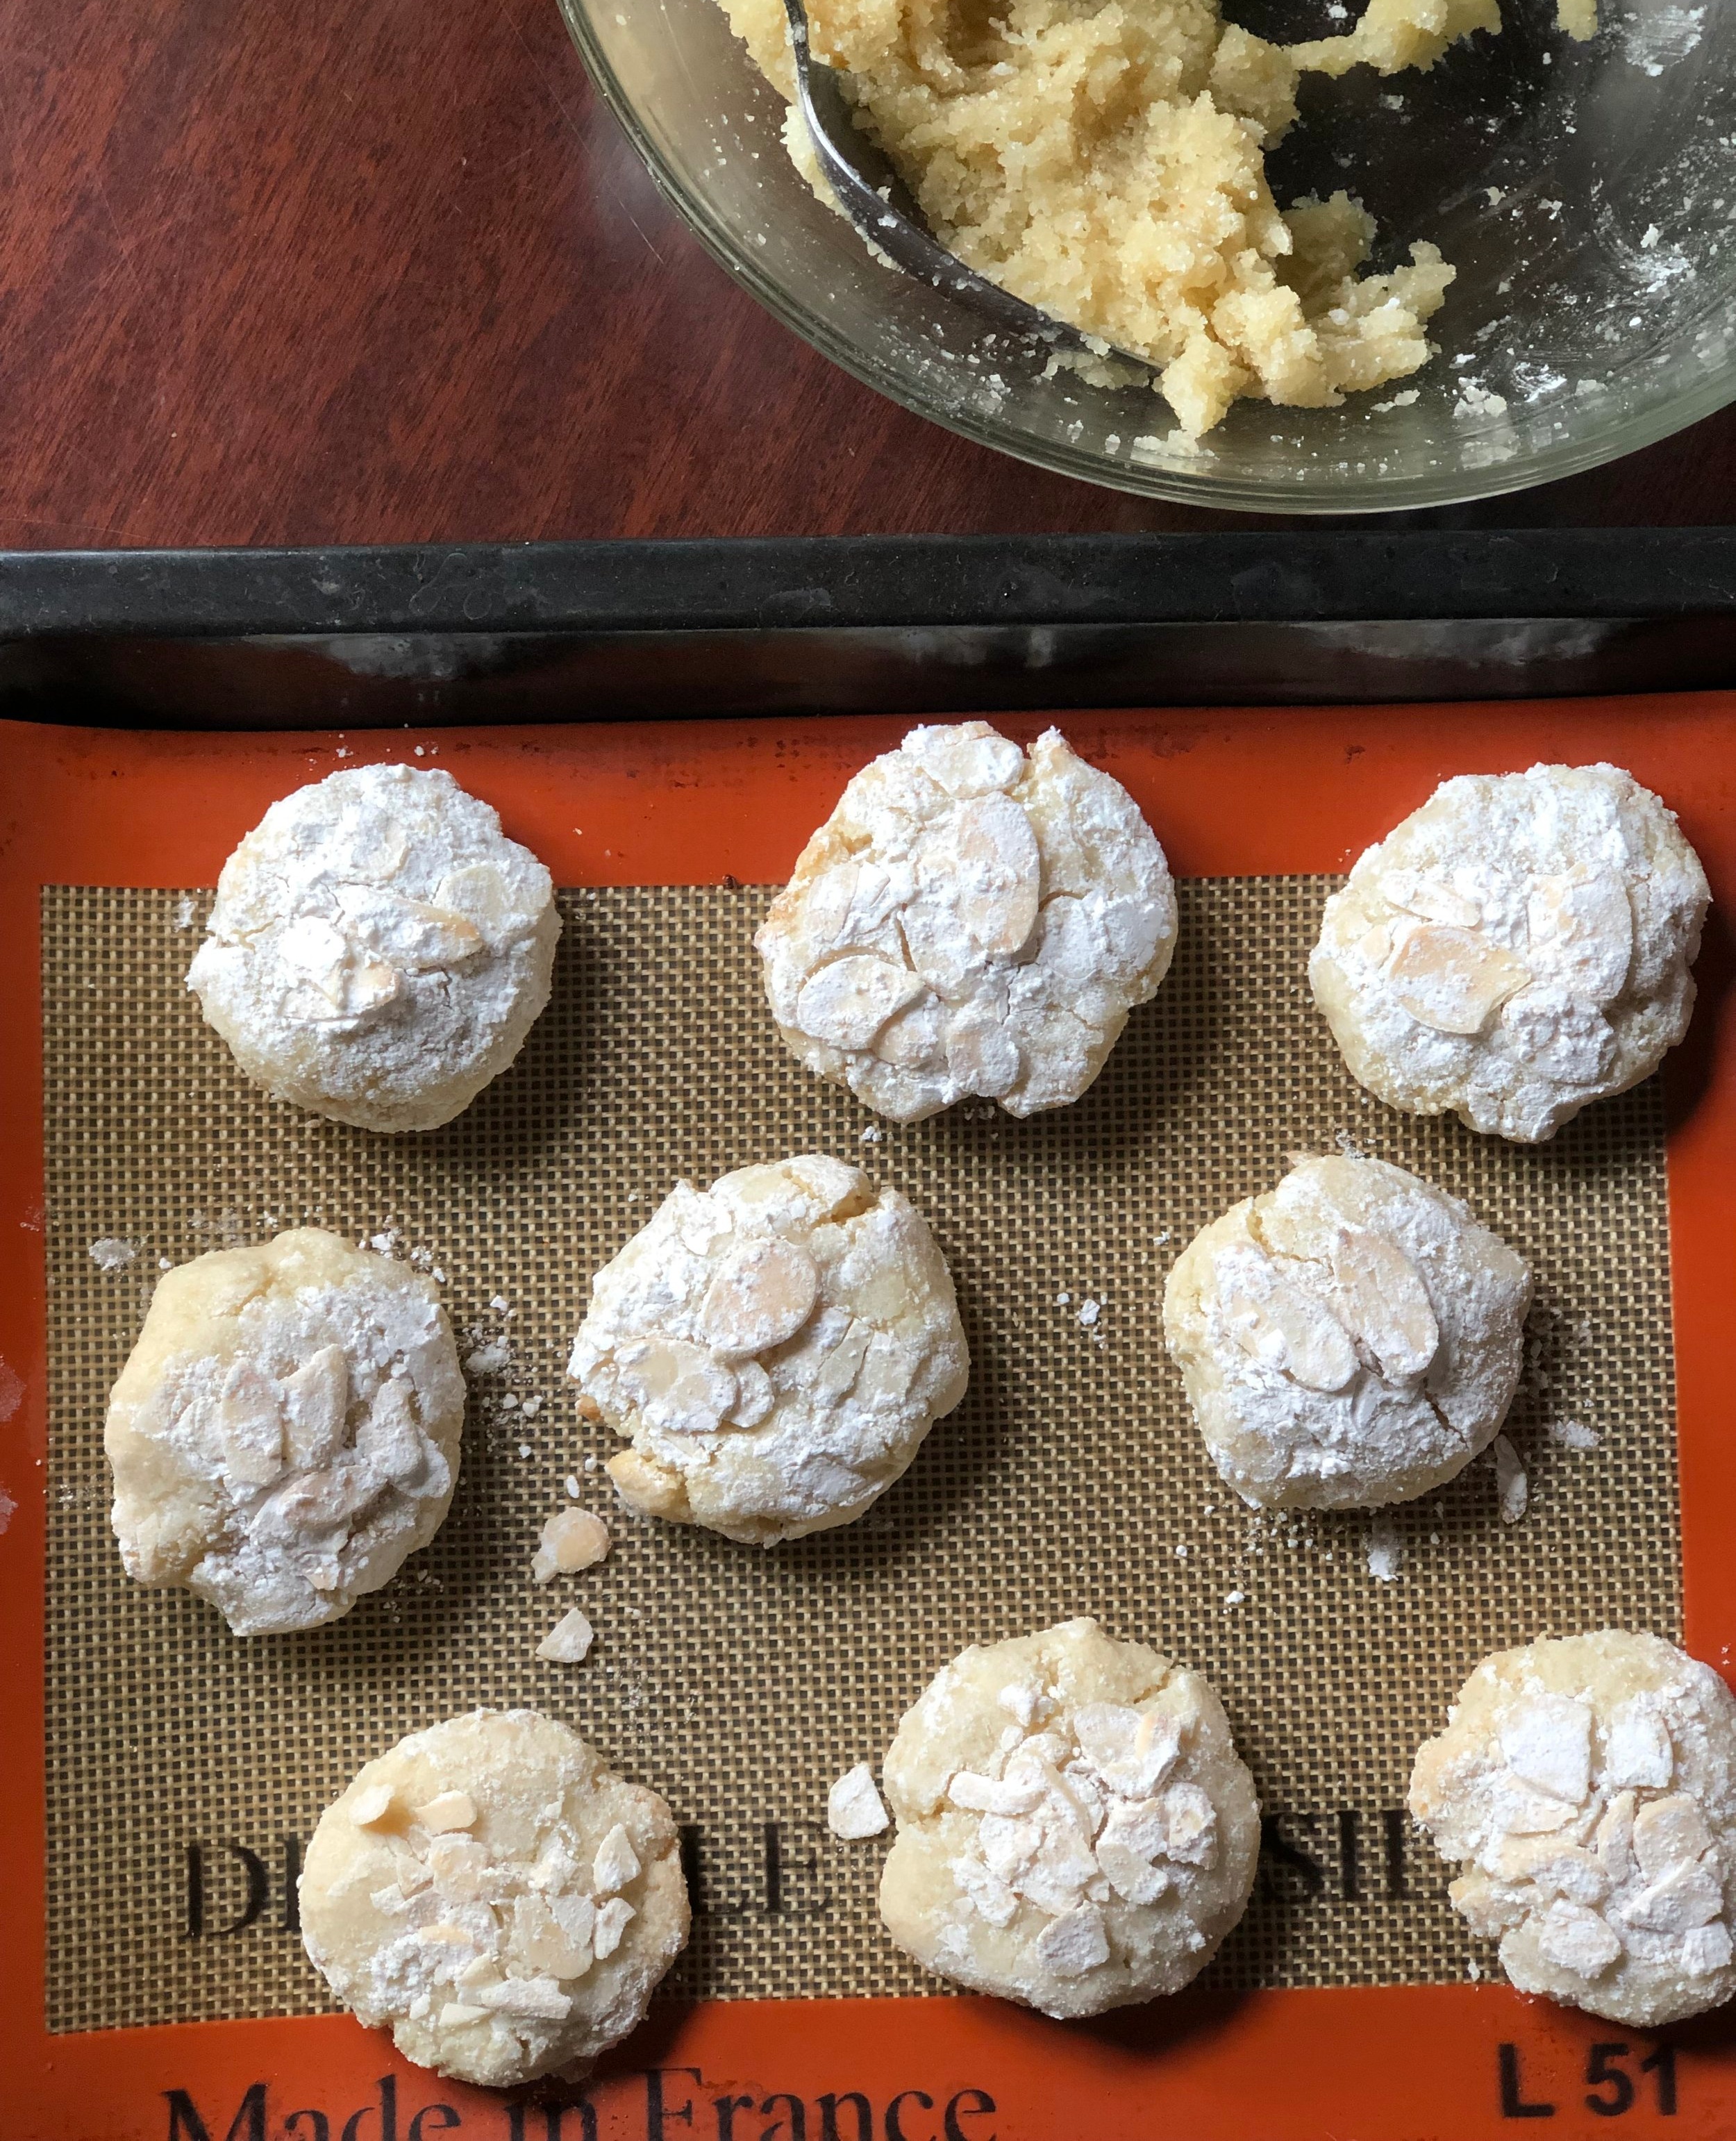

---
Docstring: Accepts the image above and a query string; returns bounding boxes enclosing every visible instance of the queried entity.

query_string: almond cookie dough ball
[756,723,1177,1123]
[188,764,560,1132]
[300,1709,690,2088]
[1410,1632,1736,2027]
[106,1229,463,1635]
[569,1155,968,1545]
[1311,765,1709,1144]
[1163,1153,1531,1511]
[878,1619,1259,2018]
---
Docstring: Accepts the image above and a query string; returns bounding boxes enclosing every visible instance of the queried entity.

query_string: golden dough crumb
[721,0,1596,435]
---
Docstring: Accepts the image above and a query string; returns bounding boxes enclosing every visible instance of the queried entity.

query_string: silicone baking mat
[6,705,1736,2141]
[40,878,1677,2034]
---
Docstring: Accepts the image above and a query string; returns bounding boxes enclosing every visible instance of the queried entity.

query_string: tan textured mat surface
[42,880,1680,2033]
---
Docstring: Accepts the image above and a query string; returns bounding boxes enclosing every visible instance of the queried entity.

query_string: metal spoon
[779,0,1151,367]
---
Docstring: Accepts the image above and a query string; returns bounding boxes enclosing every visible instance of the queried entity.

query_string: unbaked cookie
[1162,1153,1531,1510]
[756,723,1176,1122]
[188,764,560,1132]
[569,1156,968,1545]
[1410,1631,1736,2027]
[878,1619,1259,2017]
[106,1229,464,1635]
[300,1709,689,2088]
[1311,765,1709,1143]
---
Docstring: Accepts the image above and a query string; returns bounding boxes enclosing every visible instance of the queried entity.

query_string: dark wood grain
[3,0,1733,547]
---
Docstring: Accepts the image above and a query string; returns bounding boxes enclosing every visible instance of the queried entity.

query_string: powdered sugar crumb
[1367,1513,1404,1583]
[89,1238,139,1273]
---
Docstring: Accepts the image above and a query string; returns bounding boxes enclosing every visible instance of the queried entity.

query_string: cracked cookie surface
[756,724,1176,1123]
[300,1709,689,2086]
[1163,1154,1531,1510]
[878,1619,1259,2017]
[1311,765,1708,1143]
[105,1229,464,1635]
[569,1156,969,1545]
[189,764,559,1133]
[1411,1632,1736,2027]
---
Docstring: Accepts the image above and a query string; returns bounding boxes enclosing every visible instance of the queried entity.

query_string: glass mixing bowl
[556,0,1736,510]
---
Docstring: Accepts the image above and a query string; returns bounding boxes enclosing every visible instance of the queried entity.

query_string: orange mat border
[5,701,1736,2141]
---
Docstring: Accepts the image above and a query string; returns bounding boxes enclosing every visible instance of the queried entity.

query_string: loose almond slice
[531,1507,612,1583]
[699,1238,819,1358]
[1330,1228,1439,1380]
[536,1608,595,1664]
[1387,922,1530,1036]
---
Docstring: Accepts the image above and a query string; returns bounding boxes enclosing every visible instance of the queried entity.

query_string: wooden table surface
[6,0,1734,551]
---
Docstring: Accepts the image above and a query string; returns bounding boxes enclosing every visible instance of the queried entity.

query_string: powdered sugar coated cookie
[1410,1631,1736,2027]
[1163,1154,1531,1510]
[569,1156,968,1544]
[106,1228,463,1635]
[300,1709,689,2087]
[878,1619,1259,2017]
[189,764,559,1132]
[1311,765,1708,1142]
[756,724,1177,1122]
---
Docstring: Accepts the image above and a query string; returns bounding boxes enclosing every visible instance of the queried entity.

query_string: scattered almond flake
[1153,1231,1171,1247]
[350,1782,397,1827]
[519,1395,542,1418]
[1224,1590,1246,1608]
[583,1455,600,1473]
[1077,1299,1101,1328]
[1367,1513,1403,1583]
[859,1125,885,1143]
[490,1294,511,1314]
[172,894,198,929]
[828,1763,890,1839]
[463,1338,510,1376]
[88,1237,138,1273]
[369,1230,401,1257]
[565,1474,582,1498]
[517,1442,532,1459]
[531,1507,611,1583]
[1176,1542,1189,1559]
[415,1790,477,1833]
[1055,1291,1071,1307]
[537,1608,595,1663]
[1467,1957,1482,1980]
[1548,1417,1600,1451]
[1494,1434,1528,1523]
